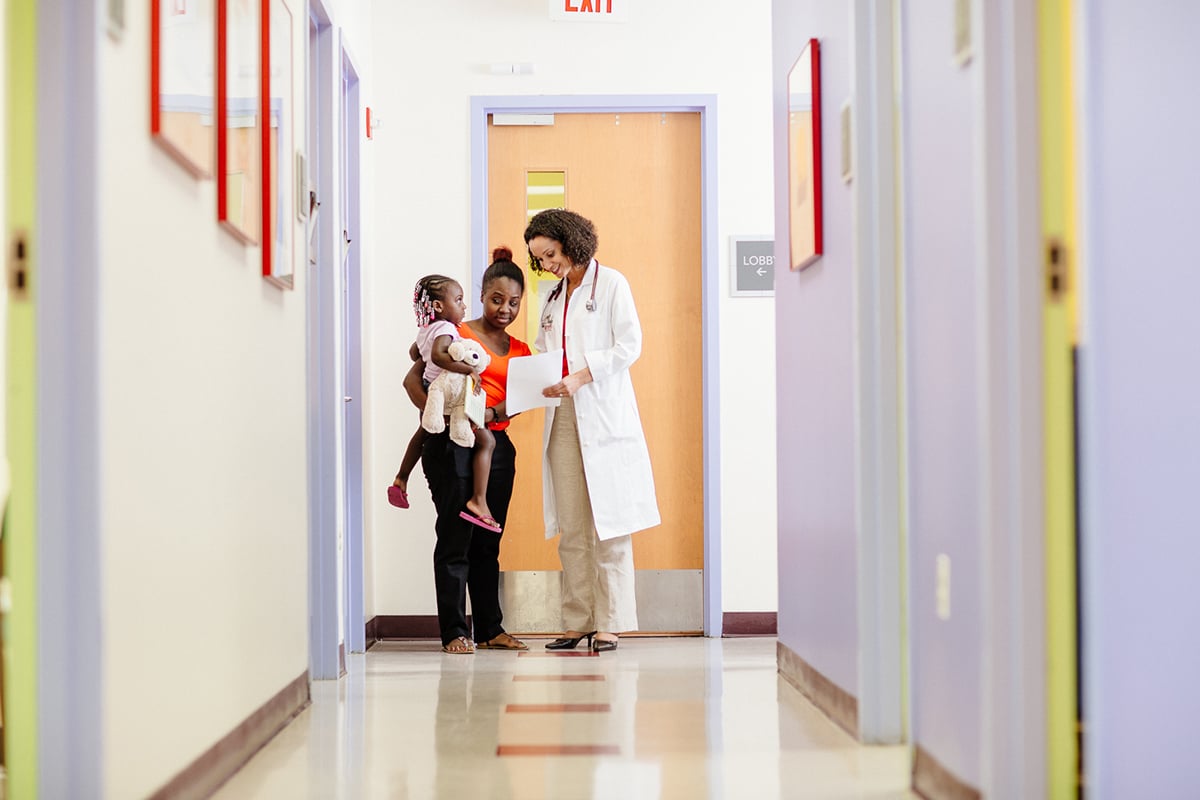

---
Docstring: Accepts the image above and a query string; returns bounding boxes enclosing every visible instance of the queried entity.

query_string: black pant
[421,428,516,645]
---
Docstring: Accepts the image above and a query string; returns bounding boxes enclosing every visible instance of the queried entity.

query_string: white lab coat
[535,261,661,541]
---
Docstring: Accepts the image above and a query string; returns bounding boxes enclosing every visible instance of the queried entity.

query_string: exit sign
[550,0,628,23]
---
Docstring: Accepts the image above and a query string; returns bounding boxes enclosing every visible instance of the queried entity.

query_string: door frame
[470,94,723,636]
[36,0,103,792]
[339,38,365,657]
[306,0,340,680]
[974,0,1047,794]
[850,0,904,744]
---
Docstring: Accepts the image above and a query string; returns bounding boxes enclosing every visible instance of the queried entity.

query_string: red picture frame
[787,37,823,271]
[150,0,216,177]
[263,0,295,288]
[216,0,264,244]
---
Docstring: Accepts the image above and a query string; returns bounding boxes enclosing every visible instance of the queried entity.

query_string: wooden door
[488,112,703,580]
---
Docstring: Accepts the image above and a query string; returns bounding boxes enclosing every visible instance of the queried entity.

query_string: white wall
[773,0,1024,774]
[94,0,370,794]
[898,0,986,786]
[771,0,858,692]
[366,1,778,620]
[1078,2,1200,794]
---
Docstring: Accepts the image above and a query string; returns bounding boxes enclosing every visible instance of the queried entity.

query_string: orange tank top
[459,323,532,431]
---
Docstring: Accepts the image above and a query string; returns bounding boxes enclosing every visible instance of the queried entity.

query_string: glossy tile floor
[212,637,915,799]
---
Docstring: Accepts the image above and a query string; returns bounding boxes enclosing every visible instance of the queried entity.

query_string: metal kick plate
[498,569,704,634]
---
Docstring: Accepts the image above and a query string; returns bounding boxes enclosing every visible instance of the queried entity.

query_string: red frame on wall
[262,0,296,289]
[150,0,216,177]
[216,0,265,244]
[259,0,274,280]
[786,37,823,271]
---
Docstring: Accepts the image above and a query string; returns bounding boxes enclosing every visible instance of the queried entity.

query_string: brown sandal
[442,636,475,654]
[477,632,529,651]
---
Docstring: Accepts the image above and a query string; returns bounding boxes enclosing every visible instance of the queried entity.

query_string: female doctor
[525,208,660,653]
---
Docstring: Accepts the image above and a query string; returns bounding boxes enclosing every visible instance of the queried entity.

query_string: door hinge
[1046,237,1068,302]
[8,231,30,301]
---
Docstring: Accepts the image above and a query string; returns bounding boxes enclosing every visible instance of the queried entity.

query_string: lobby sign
[549,0,628,23]
[730,236,775,297]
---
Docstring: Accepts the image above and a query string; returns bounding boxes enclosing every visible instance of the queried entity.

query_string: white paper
[465,378,486,427]
[505,350,565,415]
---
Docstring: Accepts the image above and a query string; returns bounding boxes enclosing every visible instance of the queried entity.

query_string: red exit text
[563,0,614,13]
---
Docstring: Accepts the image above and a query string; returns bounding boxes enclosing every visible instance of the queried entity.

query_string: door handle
[344,396,353,402]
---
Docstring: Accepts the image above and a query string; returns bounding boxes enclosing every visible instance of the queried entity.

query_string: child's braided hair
[413,274,456,327]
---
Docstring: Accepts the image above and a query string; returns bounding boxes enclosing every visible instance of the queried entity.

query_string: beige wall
[96,0,372,795]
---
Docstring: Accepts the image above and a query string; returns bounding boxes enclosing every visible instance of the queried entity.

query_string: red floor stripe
[497,744,620,756]
[512,675,605,682]
[504,703,611,713]
[518,651,598,658]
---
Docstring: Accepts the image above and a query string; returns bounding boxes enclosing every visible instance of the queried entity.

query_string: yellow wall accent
[1037,0,1080,796]
[5,0,39,797]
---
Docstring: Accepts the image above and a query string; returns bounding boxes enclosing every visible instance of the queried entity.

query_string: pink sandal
[459,510,502,533]
[387,485,409,509]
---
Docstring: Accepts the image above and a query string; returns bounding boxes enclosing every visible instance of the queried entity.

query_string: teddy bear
[422,338,491,448]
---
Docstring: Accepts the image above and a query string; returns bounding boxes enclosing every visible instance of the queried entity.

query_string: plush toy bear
[422,338,491,448]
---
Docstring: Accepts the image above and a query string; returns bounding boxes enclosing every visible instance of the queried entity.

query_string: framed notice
[263,0,296,288]
[217,0,262,244]
[150,0,215,177]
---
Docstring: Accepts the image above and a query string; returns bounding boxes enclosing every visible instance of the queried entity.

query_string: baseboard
[912,744,981,800]
[722,612,777,637]
[367,614,452,641]
[364,614,711,643]
[149,670,309,800]
[776,640,858,739]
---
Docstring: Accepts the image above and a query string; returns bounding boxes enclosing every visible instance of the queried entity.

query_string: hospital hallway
[10,0,1200,796]
[210,637,914,799]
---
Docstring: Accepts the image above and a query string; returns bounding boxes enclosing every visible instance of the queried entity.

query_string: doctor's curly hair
[523,209,598,273]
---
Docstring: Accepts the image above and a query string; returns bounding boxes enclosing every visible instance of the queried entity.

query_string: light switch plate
[936,554,952,620]
[296,152,308,221]
[840,101,853,184]
[107,0,126,41]
[954,0,973,66]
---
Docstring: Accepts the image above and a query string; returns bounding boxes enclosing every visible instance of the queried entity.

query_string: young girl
[389,274,501,533]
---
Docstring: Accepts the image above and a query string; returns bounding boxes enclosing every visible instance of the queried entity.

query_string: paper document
[464,378,486,427]
[505,350,565,415]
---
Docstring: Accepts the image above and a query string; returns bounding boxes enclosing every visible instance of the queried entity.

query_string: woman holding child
[401,247,531,654]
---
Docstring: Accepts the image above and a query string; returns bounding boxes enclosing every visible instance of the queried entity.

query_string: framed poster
[263,0,295,288]
[787,37,823,271]
[217,0,262,243]
[150,0,215,177]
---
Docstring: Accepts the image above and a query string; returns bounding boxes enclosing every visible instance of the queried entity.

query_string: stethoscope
[542,261,599,330]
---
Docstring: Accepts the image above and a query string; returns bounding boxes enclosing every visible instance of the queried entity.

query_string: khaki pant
[547,397,638,633]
